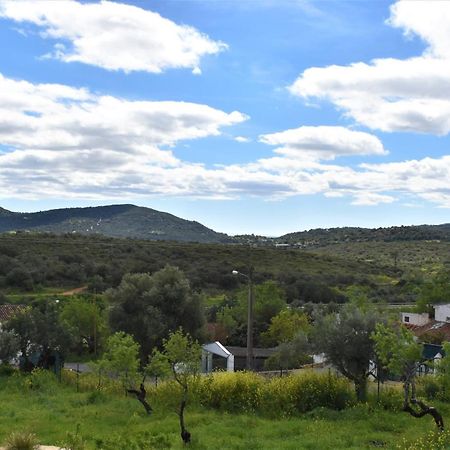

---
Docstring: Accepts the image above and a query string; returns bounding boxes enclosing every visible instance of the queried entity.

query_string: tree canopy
[107,265,204,358]
[312,305,383,401]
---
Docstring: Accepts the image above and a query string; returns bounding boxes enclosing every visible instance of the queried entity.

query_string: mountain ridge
[0,204,449,245]
[0,204,230,244]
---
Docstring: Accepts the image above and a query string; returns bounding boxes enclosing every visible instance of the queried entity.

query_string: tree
[416,270,450,314]
[217,281,286,346]
[60,297,108,356]
[0,330,20,364]
[373,323,444,430]
[264,332,311,371]
[5,301,73,370]
[108,266,204,359]
[261,308,310,346]
[312,305,383,402]
[100,332,140,388]
[152,329,201,444]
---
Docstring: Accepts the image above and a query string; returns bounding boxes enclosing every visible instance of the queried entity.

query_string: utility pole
[246,266,254,371]
[232,267,255,371]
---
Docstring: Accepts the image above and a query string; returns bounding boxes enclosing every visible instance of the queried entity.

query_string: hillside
[0,204,230,243]
[277,224,450,247]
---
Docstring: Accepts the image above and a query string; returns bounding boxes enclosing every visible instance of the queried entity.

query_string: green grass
[0,374,448,449]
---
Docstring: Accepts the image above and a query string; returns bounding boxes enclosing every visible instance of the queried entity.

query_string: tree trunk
[179,385,191,444]
[354,377,368,402]
[127,383,152,415]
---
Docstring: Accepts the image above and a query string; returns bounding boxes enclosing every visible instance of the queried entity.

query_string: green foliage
[0,330,20,363]
[99,332,140,388]
[60,296,108,355]
[25,368,58,392]
[145,350,171,381]
[264,332,311,370]
[372,322,422,377]
[416,269,450,312]
[155,329,202,380]
[0,232,409,308]
[261,308,310,346]
[199,371,264,413]
[217,281,286,346]
[4,431,38,450]
[108,266,204,358]
[312,305,384,401]
[5,301,73,368]
[264,372,353,416]
[396,429,450,450]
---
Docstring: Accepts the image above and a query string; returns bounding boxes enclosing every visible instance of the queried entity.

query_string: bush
[195,371,353,416]
[263,371,349,416]
[199,371,264,413]
[4,431,38,450]
[420,376,442,400]
[25,368,58,392]
[368,386,403,412]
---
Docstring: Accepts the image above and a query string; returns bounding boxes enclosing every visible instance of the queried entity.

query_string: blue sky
[0,0,449,235]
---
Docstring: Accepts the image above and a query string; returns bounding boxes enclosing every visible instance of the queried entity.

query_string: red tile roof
[405,320,450,342]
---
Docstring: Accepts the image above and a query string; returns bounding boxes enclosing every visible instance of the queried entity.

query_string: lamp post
[232,268,254,370]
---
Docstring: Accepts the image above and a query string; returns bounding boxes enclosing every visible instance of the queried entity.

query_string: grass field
[0,373,448,450]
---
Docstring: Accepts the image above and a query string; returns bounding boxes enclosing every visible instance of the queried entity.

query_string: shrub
[278,371,353,414]
[4,431,38,450]
[25,369,58,392]
[199,371,264,413]
[420,376,442,400]
[368,386,403,412]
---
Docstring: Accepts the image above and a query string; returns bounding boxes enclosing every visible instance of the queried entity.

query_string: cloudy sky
[0,0,449,235]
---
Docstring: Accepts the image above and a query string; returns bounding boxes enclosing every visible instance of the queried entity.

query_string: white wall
[434,304,450,323]
[401,312,429,326]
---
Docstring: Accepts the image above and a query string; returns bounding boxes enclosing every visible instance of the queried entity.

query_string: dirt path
[61,286,88,296]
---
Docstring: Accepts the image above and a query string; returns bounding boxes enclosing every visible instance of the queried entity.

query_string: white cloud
[0,73,449,209]
[351,192,395,206]
[259,126,387,160]
[289,1,450,134]
[0,0,227,74]
[234,136,251,143]
[0,73,249,199]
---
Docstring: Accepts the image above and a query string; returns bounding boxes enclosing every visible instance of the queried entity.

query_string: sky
[0,0,449,236]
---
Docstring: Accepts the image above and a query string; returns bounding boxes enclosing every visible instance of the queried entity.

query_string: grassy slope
[0,376,446,450]
[311,241,450,274]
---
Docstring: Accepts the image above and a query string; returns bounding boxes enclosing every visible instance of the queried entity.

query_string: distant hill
[277,224,450,247]
[0,204,230,243]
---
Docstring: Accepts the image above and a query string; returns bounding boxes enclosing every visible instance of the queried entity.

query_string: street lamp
[232,268,254,370]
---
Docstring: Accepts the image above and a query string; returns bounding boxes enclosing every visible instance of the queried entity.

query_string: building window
[404,316,410,323]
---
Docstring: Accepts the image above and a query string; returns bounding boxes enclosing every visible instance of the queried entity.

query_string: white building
[401,312,430,326]
[434,304,450,323]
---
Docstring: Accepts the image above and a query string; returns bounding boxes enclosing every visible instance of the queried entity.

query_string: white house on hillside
[401,312,430,326]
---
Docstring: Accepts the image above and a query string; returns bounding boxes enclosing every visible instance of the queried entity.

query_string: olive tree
[373,323,444,430]
[312,305,383,402]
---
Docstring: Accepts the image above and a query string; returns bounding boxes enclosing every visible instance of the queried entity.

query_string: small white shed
[202,341,235,373]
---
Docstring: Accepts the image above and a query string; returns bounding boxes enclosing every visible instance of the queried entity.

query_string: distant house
[401,303,450,344]
[401,312,430,326]
[0,304,25,329]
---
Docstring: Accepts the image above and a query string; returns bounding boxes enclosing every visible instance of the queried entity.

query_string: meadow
[0,370,449,450]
